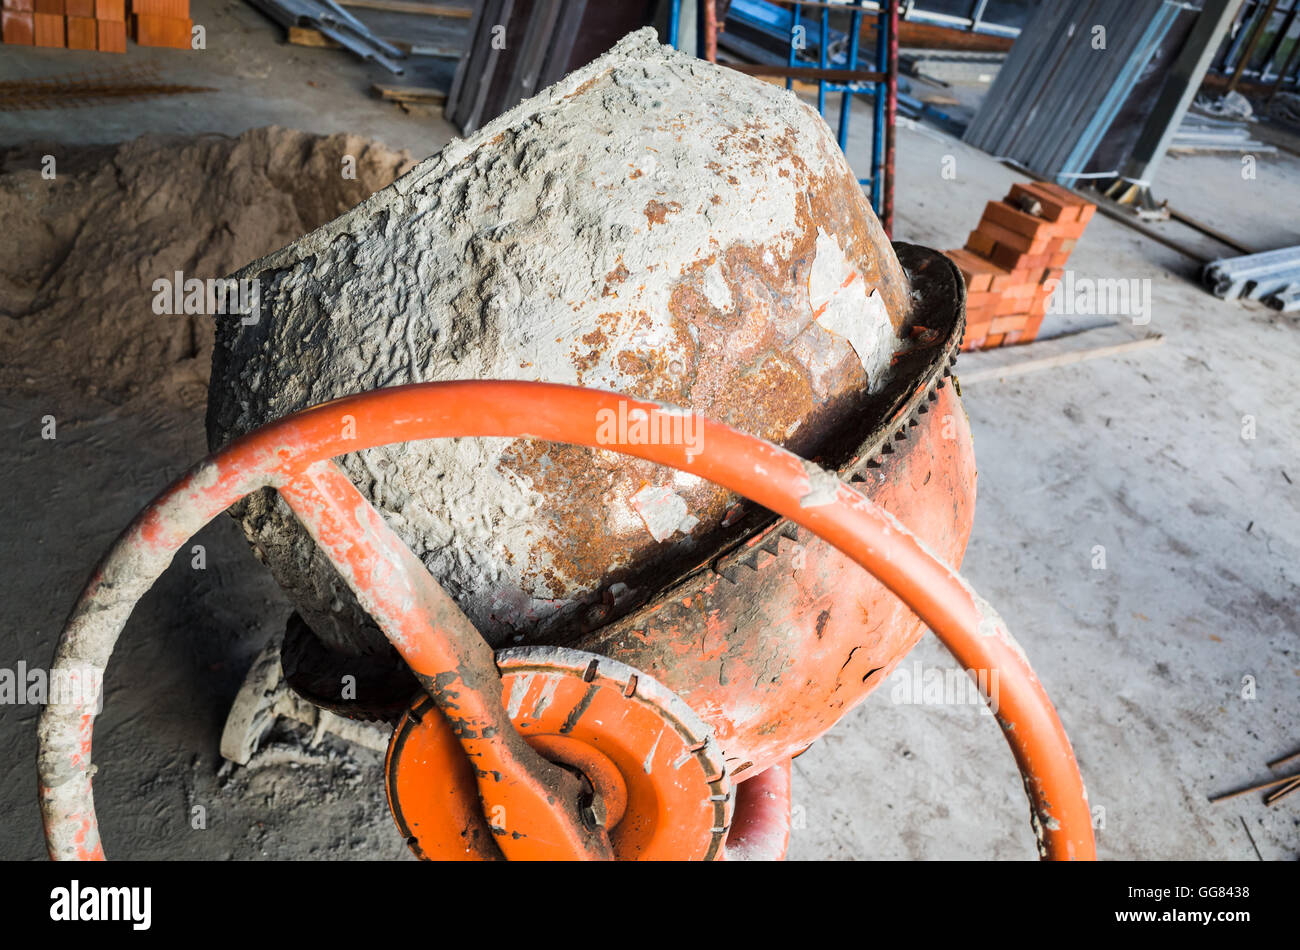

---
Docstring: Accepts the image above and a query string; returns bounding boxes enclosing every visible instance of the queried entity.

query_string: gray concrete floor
[2,5,1297,860]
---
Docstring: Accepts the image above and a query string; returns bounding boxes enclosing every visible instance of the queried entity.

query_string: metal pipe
[1228,0,1280,90]
[818,4,829,114]
[1257,0,1298,80]
[725,759,793,860]
[837,1,864,153]
[883,0,898,237]
[704,0,718,62]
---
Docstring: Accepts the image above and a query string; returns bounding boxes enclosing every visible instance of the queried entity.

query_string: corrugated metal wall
[963,0,1197,184]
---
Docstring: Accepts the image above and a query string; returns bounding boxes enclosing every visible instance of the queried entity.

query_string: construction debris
[1170,113,1277,155]
[245,0,407,73]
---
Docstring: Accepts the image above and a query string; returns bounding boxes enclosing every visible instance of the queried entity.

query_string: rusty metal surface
[208,30,915,651]
[387,646,732,860]
[39,374,1095,861]
[278,461,613,860]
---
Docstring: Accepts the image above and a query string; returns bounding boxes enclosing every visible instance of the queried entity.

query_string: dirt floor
[1,3,1297,860]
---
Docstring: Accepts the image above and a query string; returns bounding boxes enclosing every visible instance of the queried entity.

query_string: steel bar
[1209,770,1300,802]
[1228,0,1280,90]
[883,0,898,235]
[725,63,885,81]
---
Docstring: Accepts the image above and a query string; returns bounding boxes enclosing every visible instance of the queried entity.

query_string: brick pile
[946,181,1096,351]
[131,0,190,48]
[0,0,185,49]
[2,0,32,44]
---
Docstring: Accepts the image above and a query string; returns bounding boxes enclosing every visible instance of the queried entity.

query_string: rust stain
[643,199,682,226]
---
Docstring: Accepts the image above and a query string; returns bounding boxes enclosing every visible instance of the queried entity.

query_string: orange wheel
[386,647,732,860]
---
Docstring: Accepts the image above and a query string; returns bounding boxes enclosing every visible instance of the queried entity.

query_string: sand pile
[0,127,414,412]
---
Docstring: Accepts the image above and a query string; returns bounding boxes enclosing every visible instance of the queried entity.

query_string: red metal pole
[726,759,793,860]
[704,0,718,62]
[884,0,898,237]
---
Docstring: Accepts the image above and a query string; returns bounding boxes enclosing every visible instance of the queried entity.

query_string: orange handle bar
[38,380,1094,860]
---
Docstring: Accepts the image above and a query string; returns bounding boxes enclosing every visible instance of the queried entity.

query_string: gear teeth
[866,458,881,468]
[752,549,776,570]
[774,534,803,556]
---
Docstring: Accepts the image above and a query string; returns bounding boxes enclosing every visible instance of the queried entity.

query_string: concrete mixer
[38,29,1093,861]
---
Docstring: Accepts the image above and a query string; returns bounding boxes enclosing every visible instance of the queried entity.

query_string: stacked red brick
[0,0,182,47]
[2,0,33,45]
[946,182,1096,351]
[131,0,190,48]
[96,0,126,52]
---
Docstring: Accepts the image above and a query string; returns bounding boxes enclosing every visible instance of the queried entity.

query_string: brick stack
[1,0,185,48]
[65,0,94,48]
[32,0,62,46]
[946,181,1096,351]
[2,0,32,44]
[131,0,190,48]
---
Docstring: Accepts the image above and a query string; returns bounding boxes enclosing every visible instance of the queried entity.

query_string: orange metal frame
[37,380,1095,861]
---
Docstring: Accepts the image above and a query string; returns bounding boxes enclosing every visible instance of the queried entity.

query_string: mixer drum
[207,28,914,670]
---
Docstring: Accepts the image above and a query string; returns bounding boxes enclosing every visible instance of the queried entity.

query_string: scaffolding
[670,0,900,236]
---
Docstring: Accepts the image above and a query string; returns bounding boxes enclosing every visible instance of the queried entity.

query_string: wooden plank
[288,25,458,57]
[338,0,470,16]
[288,24,339,47]
[957,323,1165,384]
[370,82,447,103]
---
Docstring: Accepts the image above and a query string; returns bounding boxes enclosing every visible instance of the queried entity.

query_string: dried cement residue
[207,28,910,646]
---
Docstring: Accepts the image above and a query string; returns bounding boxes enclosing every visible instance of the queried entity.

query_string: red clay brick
[991,314,1026,335]
[964,231,996,257]
[93,0,121,15]
[2,7,33,41]
[33,0,61,12]
[32,8,60,41]
[65,12,93,45]
[132,11,189,46]
[1007,182,1079,223]
[130,0,187,17]
[982,200,1053,240]
[3,0,35,12]
[976,219,1048,255]
[96,13,123,47]
[64,0,90,14]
